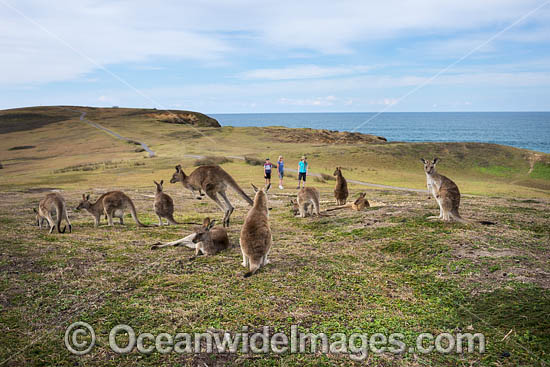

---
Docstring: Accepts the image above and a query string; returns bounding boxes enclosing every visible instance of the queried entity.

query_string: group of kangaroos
[34,158,482,277]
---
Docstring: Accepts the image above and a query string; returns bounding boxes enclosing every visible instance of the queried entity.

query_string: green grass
[530,162,550,180]
[0,106,549,366]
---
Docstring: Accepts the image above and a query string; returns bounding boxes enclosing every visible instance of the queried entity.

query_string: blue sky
[1,0,549,113]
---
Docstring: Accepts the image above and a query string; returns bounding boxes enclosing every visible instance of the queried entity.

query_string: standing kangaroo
[240,184,272,278]
[153,180,180,225]
[34,193,72,234]
[189,217,230,260]
[76,191,148,227]
[421,158,466,223]
[291,187,320,217]
[170,164,253,227]
[333,167,349,205]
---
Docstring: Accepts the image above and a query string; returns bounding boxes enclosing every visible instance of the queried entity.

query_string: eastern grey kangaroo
[170,164,253,227]
[291,187,320,217]
[34,193,72,233]
[240,184,272,277]
[76,191,148,227]
[189,217,230,260]
[153,180,180,225]
[333,167,349,205]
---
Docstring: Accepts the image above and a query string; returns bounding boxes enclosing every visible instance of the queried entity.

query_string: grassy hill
[0,106,549,366]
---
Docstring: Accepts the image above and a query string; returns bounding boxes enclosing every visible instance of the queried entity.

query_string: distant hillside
[0,106,220,134]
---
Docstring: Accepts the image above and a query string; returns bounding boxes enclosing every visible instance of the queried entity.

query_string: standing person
[264,158,274,187]
[277,156,285,189]
[297,156,308,189]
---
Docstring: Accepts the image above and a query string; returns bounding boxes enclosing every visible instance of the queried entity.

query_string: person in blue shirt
[264,158,274,187]
[297,155,308,189]
[277,156,285,189]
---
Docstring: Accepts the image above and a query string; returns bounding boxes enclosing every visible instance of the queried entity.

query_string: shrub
[320,173,336,181]
[244,156,263,166]
[194,156,232,166]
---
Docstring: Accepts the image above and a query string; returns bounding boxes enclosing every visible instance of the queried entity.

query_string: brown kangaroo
[34,193,72,234]
[291,187,320,217]
[189,217,230,260]
[76,191,148,227]
[170,164,253,227]
[153,180,180,225]
[420,158,465,223]
[333,167,349,205]
[352,193,370,211]
[240,184,272,278]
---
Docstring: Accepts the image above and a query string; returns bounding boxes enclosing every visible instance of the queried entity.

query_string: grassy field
[0,106,549,366]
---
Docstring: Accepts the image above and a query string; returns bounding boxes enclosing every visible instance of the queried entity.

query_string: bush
[194,156,232,166]
[313,176,326,183]
[320,173,336,181]
[244,156,263,166]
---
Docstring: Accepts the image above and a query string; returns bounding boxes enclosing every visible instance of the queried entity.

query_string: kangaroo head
[420,158,440,175]
[76,194,91,211]
[289,199,299,215]
[251,183,269,209]
[192,217,216,243]
[170,165,186,184]
[333,167,342,176]
[154,180,164,193]
[33,208,40,225]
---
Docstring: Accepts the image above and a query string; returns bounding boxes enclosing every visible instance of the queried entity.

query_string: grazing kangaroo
[240,184,272,278]
[76,191,148,227]
[153,180,180,225]
[291,187,320,217]
[352,193,370,211]
[189,217,230,260]
[421,158,467,223]
[34,193,72,234]
[333,167,349,205]
[170,164,254,227]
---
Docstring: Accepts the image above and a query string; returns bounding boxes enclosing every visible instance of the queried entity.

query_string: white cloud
[239,65,371,80]
[1,0,548,86]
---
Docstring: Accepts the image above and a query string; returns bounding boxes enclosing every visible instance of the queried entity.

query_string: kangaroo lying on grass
[333,167,349,205]
[291,187,320,217]
[34,193,72,233]
[153,180,180,225]
[189,217,230,260]
[352,193,370,211]
[170,164,253,227]
[421,158,494,225]
[240,184,272,278]
[150,217,227,253]
[76,191,148,227]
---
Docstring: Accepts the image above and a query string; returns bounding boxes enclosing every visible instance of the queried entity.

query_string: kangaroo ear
[420,158,427,164]
[206,220,216,230]
[202,217,211,227]
[175,164,181,172]
[251,183,259,193]
[82,194,86,200]
[160,180,164,186]
[86,194,90,200]
[154,180,158,186]
[433,158,440,165]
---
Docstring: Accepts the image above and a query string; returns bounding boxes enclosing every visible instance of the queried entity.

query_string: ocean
[210,112,550,153]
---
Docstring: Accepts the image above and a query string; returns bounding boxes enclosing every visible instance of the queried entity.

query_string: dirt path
[191,154,429,193]
[63,108,155,157]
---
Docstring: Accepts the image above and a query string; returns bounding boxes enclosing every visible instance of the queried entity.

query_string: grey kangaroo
[34,192,72,234]
[76,191,148,227]
[153,180,180,225]
[170,164,253,227]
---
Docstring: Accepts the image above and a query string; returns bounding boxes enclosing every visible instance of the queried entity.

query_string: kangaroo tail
[450,210,470,224]
[167,214,181,225]
[224,172,254,205]
[244,261,261,278]
[128,200,148,227]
